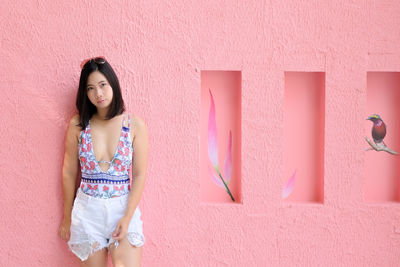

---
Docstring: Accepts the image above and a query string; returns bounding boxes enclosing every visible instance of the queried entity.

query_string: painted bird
[367,114,386,145]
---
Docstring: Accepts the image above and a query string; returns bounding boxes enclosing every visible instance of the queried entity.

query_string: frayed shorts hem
[68,232,145,262]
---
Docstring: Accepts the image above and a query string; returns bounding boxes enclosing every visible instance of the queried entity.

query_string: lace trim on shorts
[68,232,145,262]
[110,232,145,249]
[68,233,108,262]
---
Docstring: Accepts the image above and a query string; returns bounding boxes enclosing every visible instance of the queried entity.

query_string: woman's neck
[95,108,109,120]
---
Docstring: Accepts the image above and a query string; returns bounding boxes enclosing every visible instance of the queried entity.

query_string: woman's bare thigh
[109,237,143,267]
[79,246,108,267]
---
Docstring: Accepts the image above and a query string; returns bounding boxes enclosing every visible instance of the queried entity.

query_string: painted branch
[365,136,398,155]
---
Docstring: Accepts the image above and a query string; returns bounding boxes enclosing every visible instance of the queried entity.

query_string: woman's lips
[97,99,105,104]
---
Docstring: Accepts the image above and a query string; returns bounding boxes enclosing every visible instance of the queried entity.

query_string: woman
[58,57,148,266]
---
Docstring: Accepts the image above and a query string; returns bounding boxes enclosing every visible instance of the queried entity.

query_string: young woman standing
[58,57,148,267]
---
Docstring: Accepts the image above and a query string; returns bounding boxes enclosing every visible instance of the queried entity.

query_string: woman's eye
[101,83,106,87]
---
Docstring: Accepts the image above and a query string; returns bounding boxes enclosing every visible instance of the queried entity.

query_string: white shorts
[67,188,145,262]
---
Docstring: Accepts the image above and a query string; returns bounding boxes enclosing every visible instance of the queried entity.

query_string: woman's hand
[112,216,131,240]
[58,217,71,241]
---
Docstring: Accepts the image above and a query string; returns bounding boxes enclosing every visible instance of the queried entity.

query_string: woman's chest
[79,124,133,173]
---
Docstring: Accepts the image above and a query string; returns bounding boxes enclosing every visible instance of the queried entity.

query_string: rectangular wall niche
[200,71,242,204]
[283,72,325,203]
[365,72,400,203]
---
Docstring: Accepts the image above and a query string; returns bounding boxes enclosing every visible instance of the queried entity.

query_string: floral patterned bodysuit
[78,113,133,198]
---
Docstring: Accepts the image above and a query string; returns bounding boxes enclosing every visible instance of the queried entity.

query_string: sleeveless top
[78,113,133,198]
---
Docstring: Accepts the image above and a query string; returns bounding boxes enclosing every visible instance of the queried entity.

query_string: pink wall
[1,0,400,266]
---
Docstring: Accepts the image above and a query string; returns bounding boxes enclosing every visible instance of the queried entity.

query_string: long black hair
[75,59,125,130]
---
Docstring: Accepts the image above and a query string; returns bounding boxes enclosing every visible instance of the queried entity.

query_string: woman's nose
[95,87,103,97]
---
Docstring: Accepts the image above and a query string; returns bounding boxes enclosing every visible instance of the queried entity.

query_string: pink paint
[2,1,400,266]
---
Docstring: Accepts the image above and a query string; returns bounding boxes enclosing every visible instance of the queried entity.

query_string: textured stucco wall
[1,0,400,266]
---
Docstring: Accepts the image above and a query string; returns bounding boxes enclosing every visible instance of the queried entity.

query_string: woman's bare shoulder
[70,114,80,124]
[130,114,146,130]
[68,114,82,137]
[128,114,147,140]
[69,114,81,127]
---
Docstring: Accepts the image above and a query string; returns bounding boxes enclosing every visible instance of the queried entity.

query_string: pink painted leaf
[208,89,219,168]
[223,131,232,184]
[282,170,296,199]
[209,165,224,188]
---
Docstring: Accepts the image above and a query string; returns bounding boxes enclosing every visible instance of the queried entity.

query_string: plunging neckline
[87,115,124,173]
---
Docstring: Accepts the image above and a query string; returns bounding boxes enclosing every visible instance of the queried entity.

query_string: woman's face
[86,71,114,110]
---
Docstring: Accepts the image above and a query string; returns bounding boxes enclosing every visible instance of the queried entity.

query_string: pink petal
[223,131,233,183]
[282,170,296,199]
[209,165,224,188]
[208,89,219,168]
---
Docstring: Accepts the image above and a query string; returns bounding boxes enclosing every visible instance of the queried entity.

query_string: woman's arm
[62,115,81,220]
[124,115,149,219]
[110,115,148,240]
[59,115,81,241]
